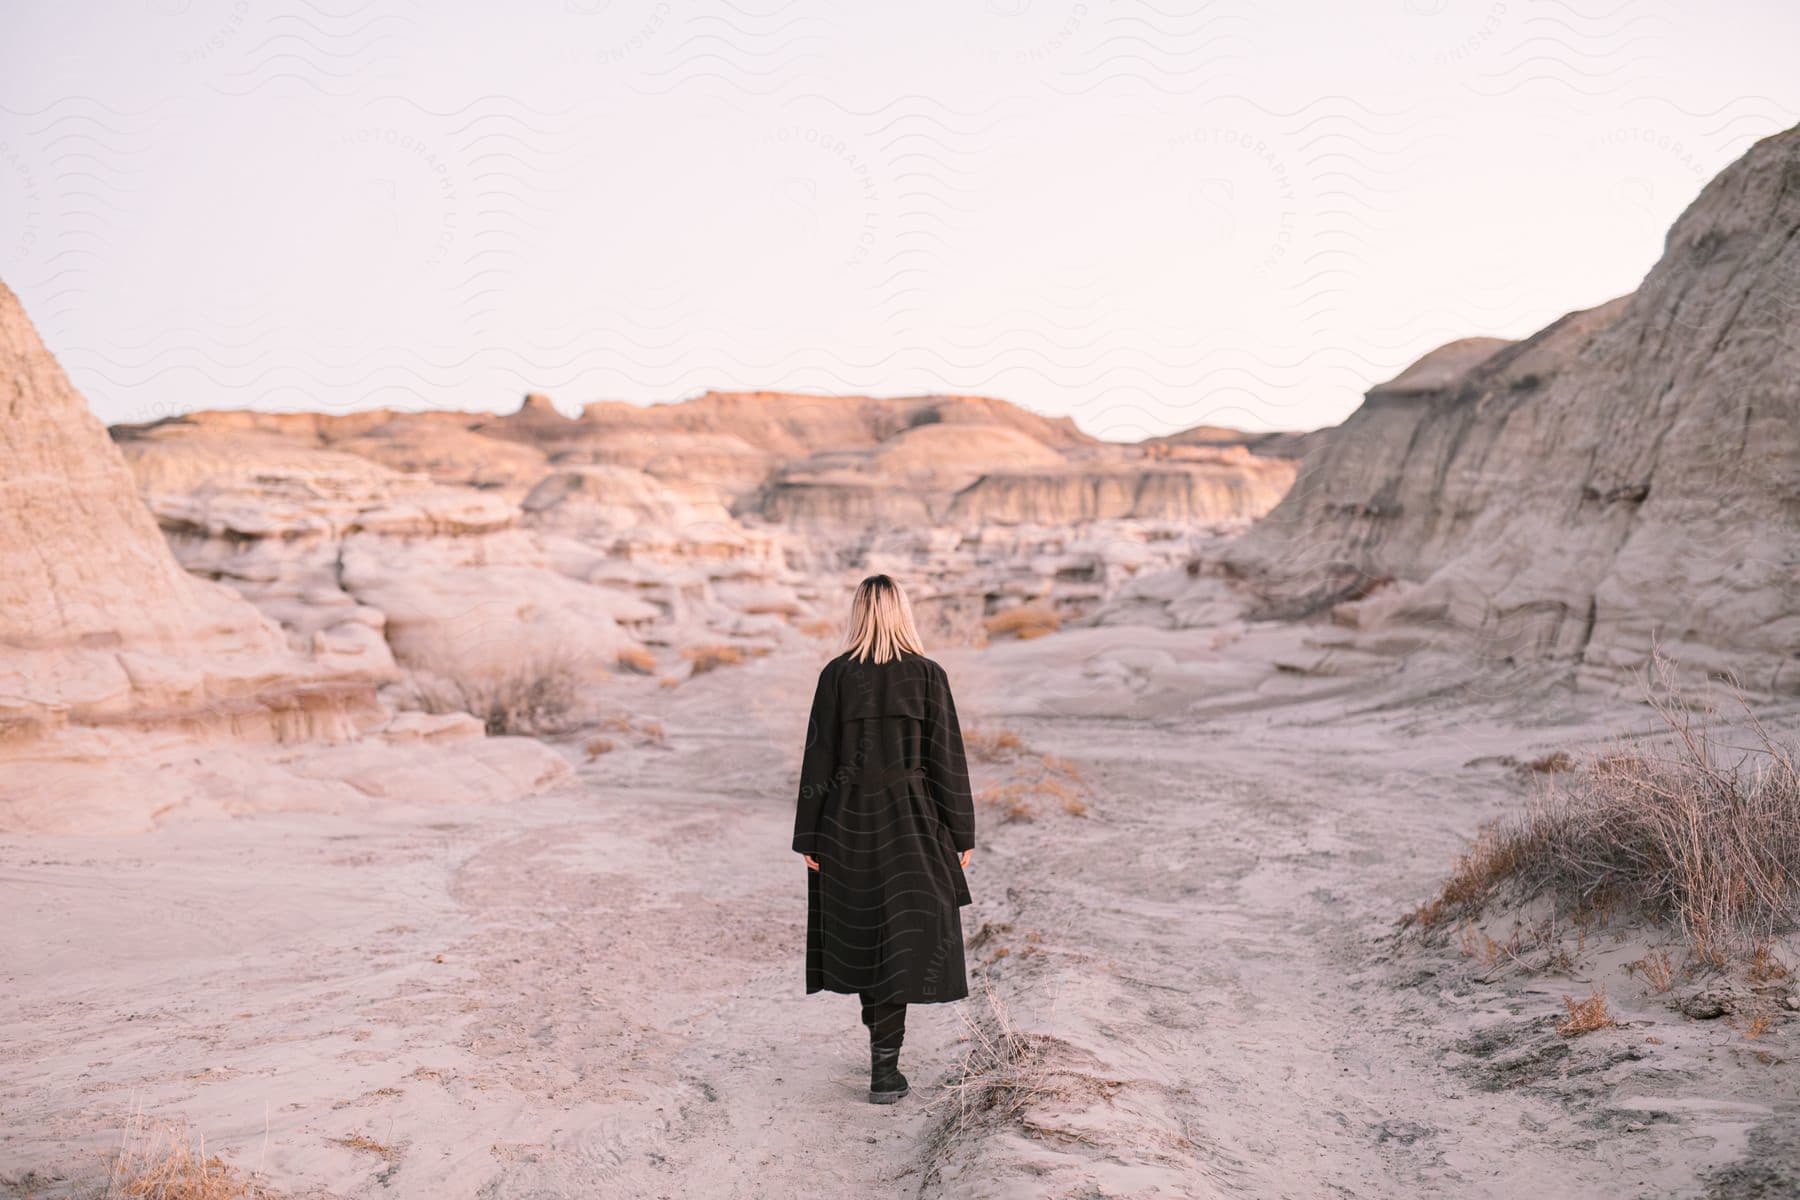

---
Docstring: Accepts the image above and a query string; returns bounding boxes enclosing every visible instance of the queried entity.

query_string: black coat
[793,650,975,1005]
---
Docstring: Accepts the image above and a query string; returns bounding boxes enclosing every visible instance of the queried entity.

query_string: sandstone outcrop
[0,281,569,832]
[0,281,379,743]
[1205,126,1800,693]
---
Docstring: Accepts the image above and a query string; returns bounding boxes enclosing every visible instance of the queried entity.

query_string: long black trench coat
[792,650,975,1005]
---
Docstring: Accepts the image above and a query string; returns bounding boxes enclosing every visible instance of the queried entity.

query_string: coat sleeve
[925,665,976,852]
[792,661,840,855]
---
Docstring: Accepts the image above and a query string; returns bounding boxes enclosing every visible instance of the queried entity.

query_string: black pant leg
[859,996,906,1051]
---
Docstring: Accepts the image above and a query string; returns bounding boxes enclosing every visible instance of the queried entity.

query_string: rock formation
[1210,125,1800,693]
[0,281,569,832]
[0,280,379,742]
[104,384,1307,665]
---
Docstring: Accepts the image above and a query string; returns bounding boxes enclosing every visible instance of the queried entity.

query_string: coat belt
[858,765,927,792]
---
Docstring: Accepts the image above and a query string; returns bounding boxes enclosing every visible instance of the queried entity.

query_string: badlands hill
[1152,126,1800,695]
[0,281,568,832]
[94,390,1311,689]
[116,388,1307,531]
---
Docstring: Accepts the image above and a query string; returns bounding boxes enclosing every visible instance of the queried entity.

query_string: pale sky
[3,0,1796,438]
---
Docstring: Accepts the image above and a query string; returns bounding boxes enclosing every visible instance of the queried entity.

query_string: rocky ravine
[1130,124,1800,697]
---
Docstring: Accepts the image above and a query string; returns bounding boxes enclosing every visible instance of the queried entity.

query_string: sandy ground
[5,624,1799,1198]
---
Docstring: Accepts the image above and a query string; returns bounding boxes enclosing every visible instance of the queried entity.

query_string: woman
[793,574,975,1104]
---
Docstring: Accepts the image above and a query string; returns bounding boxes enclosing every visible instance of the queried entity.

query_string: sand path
[2,632,1781,1197]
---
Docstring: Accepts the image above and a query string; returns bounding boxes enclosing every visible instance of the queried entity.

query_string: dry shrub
[681,643,770,676]
[683,643,744,675]
[418,655,582,737]
[976,783,1038,823]
[1741,1013,1774,1040]
[1458,922,1523,969]
[924,986,1123,1171]
[926,985,1054,1149]
[102,1112,276,1200]
[596,713,666,746]
[327,1133,399,1163]
[983,605,1061,641]
[1628,948,1678,994]
[1408,660,1800,967]
[1749,942,1791,984]
[1555,987,1616,1037]
[964,727,1024,761]
[583,736,616,758]
[1405,822,1526,931]
[614,646,657,675]
[794,617,838,638]
[1524,751,1575,774]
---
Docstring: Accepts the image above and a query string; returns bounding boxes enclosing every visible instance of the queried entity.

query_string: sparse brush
[925,985,1052,1150]
[964,727,1024,761]
[923,986,1123,1170]
[614,646,657,675]
[793,617,838,638]
[1742,1013,1774,1040]
[1749,942,1791,984]
[327,1133,399,1163]
[102,1111,276,1200]
[976,783,1037,823]
[583,736,616,758]
[417,654,582,737]
[682,643,745,675]
[1407,657,1800,967]
[1628,948,1678,994]
[595,713,666,746]
[681,643,769,676]
[982,605,1061,641]
[1555,987,1616,1037]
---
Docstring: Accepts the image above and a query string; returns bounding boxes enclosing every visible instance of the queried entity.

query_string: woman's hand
[960,849,973,869]
[803,854,820,871]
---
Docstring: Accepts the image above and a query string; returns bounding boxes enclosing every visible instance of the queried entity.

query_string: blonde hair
[844,574,925,664]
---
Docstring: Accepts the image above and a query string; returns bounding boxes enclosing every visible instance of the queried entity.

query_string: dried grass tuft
[1749,941,1791,985]
[1407,657,1800,967]
[417,654,582,737]
[595,713,666,746]
[614,646,657,675]
[327,1133,400,1163]
[925,985,1055,1151]
[983,605,1061,641]
[964,727,1025,761]
[681,643,771,676]
[101,1110,278,1200]
[1555,987,1616,1037]
[1628,948,1678,995]
[682,643,745,675]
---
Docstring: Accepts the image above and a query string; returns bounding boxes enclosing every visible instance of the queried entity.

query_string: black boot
[861,998,909,1104]
[869,1041,909,1104]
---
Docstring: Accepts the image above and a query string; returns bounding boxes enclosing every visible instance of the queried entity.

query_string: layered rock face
[107,386,1308,667]
[0,282,572,832]
[0,281,379,742]
[1218,126,1800,693]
